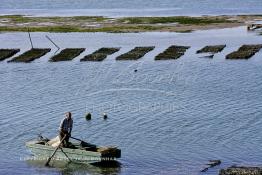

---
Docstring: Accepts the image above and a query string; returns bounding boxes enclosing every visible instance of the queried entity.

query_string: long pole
[45,135,67,166]
[46,35,60,51]
[60,147,72,162]
[27,28,33,49]
[70,136,83,142]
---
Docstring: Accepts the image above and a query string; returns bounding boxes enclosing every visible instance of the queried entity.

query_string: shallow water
[0,27,262,175]
[1,0,262,17]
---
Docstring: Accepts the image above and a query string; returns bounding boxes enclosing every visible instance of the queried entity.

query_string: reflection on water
[26,160,121,175]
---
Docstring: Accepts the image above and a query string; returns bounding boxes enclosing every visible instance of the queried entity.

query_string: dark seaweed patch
[0,49,20,61]
[226,44,262,59]
[81,47,120,61]
[155,45,190,60]
[8,48,51,63]
[197,45,226,54]
[49,48,85,62]
[219,166,262,175]
[116,46,155,60]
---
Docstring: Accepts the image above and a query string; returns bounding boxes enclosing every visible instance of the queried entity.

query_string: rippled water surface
[0,27,262,175]
[1,0,262,16]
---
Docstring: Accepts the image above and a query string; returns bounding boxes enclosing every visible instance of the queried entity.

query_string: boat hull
[26,140,119,164]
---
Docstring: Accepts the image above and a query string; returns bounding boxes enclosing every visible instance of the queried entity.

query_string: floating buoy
[85,113,92,120]
[103,113,107,120]
[134,69,137,72]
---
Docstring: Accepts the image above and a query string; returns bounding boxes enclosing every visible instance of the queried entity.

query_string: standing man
[59,112,73,147]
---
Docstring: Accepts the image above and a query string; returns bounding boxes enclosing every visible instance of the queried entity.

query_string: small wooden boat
[247,23,262,31]
[26,136,121,164]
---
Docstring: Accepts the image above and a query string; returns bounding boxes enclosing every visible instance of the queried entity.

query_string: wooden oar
[60,147,72,163]
[70,136,83,142]
[45,135,67,166]
[70,136,96,149]
[70,136,91,145]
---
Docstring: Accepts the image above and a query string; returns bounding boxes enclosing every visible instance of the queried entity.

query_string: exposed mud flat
[1,15,261,33]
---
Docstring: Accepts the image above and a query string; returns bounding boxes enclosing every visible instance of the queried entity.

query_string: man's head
[65,112,72,120]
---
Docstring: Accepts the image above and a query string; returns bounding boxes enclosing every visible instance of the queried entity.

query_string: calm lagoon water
[0,0,262,16]
[0,27,262,175]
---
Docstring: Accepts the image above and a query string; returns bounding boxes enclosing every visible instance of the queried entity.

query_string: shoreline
[0,15,261,33]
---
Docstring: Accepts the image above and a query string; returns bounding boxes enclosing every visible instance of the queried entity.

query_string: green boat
[26,136,121,164]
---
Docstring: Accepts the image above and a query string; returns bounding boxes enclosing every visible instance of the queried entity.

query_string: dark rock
[0,49,20,61]
[155,45,190,60]
[116,46,155,60]
[50,48,85,62]
[226,44,262,59]
[219,166,262,175]
[8,48,51,63]
[81,47,120,61]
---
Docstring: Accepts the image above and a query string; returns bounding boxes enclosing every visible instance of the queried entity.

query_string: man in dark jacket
[59,112,73,147]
